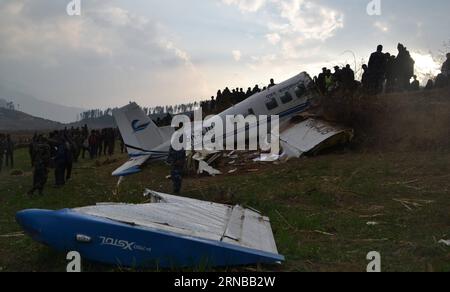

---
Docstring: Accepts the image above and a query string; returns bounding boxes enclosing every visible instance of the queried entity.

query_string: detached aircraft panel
[280,118,353,159]
[17,191,284,268]
[111,154,151,177]
[74,190,281,255]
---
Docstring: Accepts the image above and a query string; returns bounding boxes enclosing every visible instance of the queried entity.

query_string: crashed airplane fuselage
[112,72,317,176]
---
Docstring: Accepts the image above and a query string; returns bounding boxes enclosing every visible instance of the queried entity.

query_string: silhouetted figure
[5,134,14,168]
[65,138,74,181]
[425,79,434,90]
[0,134,5,173]
[325,70,333,92]
[210,96,216,111]
[268,79,276,88]
[246,87,252,98]
[317,67,327,94]
[410,75,420,91]
[167,144,186,195]
[239,88,246,102]
[28,134,36,166]
[106,128,116,156]
[88,130,98,159]
[54,137,67,187]
[333,66,342,86]
[98,129,105,157]
[385,54,396,93]
[395,43,415,91]
[361,64,370,91]
[28,136,51,196]
[435,74,448,88]
[368,45,387,94]
[120,136,125,154]
[442,53,450,81]
[252,85,260,94]
[341,64,355,92]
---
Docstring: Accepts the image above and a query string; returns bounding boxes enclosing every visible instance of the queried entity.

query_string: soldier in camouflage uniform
[28,136,51,196]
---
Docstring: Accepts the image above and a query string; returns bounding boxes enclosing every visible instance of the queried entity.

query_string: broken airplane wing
[16,190,284,269]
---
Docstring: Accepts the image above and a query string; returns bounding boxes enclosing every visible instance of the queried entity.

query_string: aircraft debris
[438,239,450,247]
[17,190,284,268]
[253,153,280,162]
[280,118,354,159]
[198,161,222,176]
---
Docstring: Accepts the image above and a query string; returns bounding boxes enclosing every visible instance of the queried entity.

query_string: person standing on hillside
[268,79,276,88]
[442,53,450,81]
[5,134,14,169]
[361,64,370,92]
[28,136,51,196]
[317,68,327,94]
[368,45,387,94]
[394,44,415,91]
[410,75,420,91]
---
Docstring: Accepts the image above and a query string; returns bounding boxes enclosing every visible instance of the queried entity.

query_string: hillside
[0,84,85,123]
[322,87,450,151]
[0,108,63,132]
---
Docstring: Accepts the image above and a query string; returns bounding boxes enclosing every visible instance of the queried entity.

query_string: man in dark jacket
[167,145,186,195]
[442,53,450,79]
[317,67,327,94]
[368,45,387,94]
[395,43,415,91]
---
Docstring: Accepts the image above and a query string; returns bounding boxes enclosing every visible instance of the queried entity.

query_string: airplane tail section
[113,103,166,156]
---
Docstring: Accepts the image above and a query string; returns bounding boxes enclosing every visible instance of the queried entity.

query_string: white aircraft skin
[112,72,317,177]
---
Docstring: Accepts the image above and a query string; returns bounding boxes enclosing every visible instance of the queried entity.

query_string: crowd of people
[27,126,122,196]
[0,133,15,173]
[200,78,278,114]
[317,44,450,96]
[199,44,450,115]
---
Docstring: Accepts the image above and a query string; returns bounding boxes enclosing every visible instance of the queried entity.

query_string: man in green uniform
[28,136,51,196]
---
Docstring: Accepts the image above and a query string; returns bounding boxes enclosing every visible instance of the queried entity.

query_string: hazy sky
[0,0,449,109]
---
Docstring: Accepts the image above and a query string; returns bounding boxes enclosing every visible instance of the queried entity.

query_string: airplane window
[295,85,306,98]
[265,98,279,111]
[280,92,293,104]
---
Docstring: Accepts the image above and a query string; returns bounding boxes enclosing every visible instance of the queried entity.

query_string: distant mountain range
[0,107,63,132]
[0,84,86,123]
[0,107,116,132]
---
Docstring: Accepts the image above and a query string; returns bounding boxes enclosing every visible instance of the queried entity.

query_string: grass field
[0,146,449,272]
